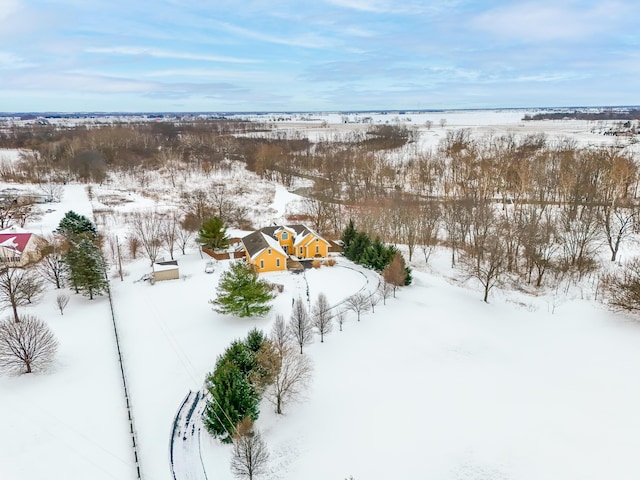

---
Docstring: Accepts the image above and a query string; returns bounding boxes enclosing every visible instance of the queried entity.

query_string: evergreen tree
[203,359,260,443]
[64,238,108,299]
[198,216,229,251]
[210,262,275,317]
[361,237,398,271]
[56,211,97,242]
[245,328,266,354]
[404,265,413,286]
[341,219,357,251]
[345,231,372,263]
[203,330,272,443]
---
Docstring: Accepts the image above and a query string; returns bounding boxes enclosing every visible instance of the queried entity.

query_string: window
[282,232,288,240]
[316,245,319,254]
[260,260,264,269]
[316,238,319,242]
[268,248,272,255]
[299,247,303,255]
[276,258,280,267]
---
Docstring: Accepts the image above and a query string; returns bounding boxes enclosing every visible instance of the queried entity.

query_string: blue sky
[0,0,637,112]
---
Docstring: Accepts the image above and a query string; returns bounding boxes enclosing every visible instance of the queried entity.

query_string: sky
[0,0,638,112]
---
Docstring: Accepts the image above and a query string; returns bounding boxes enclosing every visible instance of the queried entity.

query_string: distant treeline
[523,109,640,121]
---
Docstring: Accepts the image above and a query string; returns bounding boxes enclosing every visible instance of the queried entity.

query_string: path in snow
[170,261,381,480]
[171,390,209,480]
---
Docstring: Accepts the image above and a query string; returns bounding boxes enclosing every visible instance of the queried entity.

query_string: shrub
[312,259,322,269]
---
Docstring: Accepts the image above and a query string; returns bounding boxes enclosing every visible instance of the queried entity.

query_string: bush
[324,258,336,267]
[312,259,322,269]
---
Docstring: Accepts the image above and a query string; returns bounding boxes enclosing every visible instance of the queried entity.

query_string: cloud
[85,46,259,64]
[210,20,336,49]
[0,0,20,21]
[471,1,630,42]
[0,51,33,69]
[324,0,461,15]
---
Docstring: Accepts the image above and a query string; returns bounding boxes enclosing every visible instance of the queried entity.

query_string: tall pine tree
[57,211,107,299]
[64,238,108,299]
[203,359,260,442]
[203,330,268,443]
[56,211,98,242]
[341,219,356,251]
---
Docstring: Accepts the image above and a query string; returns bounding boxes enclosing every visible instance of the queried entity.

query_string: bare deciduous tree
[176,219,195,255]
[602,258,640,313]
[37,241,66,289]
[127,235,141,260]
[378,278,393,305]
[56,294,69,315]
[369,293,380,313]
[382,253,407,297]
[270,314,290,356]
[461,235,505,303]
[266,344,313,415]
[129,210,164,266]
[162,210,180,260]
[302,198,332,234]
[289,298,313,354]
[344,292,370,321]
[311,292,333,342]
[598,204,637,262]
[0,314,58,374]
[230,419,270,480]
[335,309,346,331]
[38,181,64,202]
[0,268,44,322]
[22,272,45,304]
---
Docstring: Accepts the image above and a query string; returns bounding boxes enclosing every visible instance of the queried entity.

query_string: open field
[1,112,640,479]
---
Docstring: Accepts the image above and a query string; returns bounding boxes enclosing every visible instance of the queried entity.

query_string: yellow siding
[297,235,329,259]
[248,248,287,272]
[275,230,294,254]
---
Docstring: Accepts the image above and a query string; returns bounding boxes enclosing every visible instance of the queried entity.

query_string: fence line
[107,284,143,479]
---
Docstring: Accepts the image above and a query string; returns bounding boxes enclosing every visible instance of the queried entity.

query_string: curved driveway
[170,262,379,480]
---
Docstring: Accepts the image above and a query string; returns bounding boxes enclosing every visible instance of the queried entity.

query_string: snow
[2,115,640,480]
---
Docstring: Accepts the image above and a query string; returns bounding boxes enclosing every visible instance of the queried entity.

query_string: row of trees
[208,272,406,478]
[0,210,109,375]
[203,325,312,478]
[341,220,412,288]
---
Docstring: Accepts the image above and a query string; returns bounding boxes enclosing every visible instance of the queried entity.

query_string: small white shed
[152,260,179,282]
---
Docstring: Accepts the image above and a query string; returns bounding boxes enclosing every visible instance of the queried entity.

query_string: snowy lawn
[108,254,374,480]
[250,267,640,480]
[2,126,640,480]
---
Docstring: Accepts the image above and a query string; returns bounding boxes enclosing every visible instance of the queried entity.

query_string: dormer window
[282,232,288,240]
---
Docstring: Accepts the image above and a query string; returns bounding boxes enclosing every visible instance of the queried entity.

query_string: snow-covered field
[2,113,640,480]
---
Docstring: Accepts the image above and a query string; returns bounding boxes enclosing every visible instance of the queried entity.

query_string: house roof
[0,233,33,254]
[242,231,286,259]
[243,224,329,259]
[288,224,330,247]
